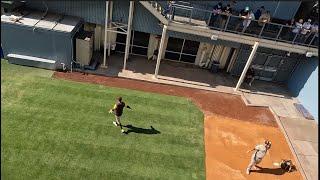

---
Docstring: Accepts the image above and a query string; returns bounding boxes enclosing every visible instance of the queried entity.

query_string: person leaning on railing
[219,4,233,29]
[258,11,271,26]
[241,10,255,33]
[254,6,265,20]
[291,19,304,42]
[300,19,312,43]
[235,6,250,31]
[209,2,223,27]
[162,1,175,20]
[305,22,318,45]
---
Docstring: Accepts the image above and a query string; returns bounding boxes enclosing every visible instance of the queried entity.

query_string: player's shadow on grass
[123,125,161,135]
[250,166,286,175]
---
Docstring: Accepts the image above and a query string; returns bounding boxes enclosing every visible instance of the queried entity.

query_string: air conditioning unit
[76,31,93,66]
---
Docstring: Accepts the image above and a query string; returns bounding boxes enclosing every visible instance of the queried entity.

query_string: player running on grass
[109,97,132,133]
[246,140,272,175]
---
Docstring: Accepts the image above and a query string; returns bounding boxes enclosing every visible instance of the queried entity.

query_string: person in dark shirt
[209,2,223,27]
[153,49,159,61]
[109,97,132,133]
[235,6,250,31]
[254,6,265,20]
[245,67,255,86]
[220,4,233,28]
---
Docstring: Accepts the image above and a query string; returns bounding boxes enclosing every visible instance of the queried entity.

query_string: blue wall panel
[287,57,318,122]
[1,23,73,66]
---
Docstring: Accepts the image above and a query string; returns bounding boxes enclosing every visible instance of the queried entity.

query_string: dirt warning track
[54,72,302,179]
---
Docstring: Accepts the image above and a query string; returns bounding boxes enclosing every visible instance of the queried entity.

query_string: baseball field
[1,59,301,179]
[1,60,205,179]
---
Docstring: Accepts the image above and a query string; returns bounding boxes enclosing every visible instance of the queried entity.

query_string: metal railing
[150,1,318,48]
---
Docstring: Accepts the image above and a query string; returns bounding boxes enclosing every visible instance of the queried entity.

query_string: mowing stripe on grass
[2,60,205,180]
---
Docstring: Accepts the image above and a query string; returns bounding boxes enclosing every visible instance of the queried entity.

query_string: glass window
[132,31,150,47]
[182,40,200,55]
[165,51,180,60]
[180,54,196,63]
[166,37,183,52]
[115,43,125,52]
[132,46,148,55]
[116,29,133,43]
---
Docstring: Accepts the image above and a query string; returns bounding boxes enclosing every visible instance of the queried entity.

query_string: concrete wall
[287,57,318,123]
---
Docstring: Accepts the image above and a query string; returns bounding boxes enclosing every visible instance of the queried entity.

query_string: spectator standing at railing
[219,4,233,29]
[292,19,304,42]
[163,1,175,20]
[254,6,265,20]
[235,6,250,32]
[209,2,223,27]
[242,10,255,33]
[300,19,312,43]
[305,22,318,44]
[258,11,271,26]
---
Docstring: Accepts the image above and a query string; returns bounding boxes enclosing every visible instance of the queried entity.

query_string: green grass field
[1,60,205,179]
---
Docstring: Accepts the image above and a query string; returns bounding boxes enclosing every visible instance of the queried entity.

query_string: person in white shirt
[242,10,255,33]
[292,19,303,42]
[305,22,318,44]
[300,19,312,43]
[246,140,272,175]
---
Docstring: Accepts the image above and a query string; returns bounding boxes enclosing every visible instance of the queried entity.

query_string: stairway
[139,1,169,25]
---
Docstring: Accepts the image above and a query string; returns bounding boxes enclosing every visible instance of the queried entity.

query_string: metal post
[224,15,231,31]
[123,1,134,70]
[234,42,259,91]
[154,25,168,78]
[102,1,109,68]
[258,23,266,37]
[308,33,316,47]
[108,1,113,57]
[276,25,283,40]
[189,9,192,23]
[292,33,298,44]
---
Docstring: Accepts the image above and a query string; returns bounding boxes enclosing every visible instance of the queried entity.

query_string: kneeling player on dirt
[246,140,272,174]
[109,97,132,133]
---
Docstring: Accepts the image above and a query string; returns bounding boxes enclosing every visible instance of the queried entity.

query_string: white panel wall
[147,34,160,59]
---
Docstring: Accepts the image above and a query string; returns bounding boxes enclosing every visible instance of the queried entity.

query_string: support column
[154,25,168,78]
[234,42,259,91]
[102,1,109,68]
[123,1,134,70]
[108,1,113,57]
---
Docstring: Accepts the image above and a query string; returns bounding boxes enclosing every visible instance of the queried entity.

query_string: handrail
[168,3,317,48]
[148,1,317,48]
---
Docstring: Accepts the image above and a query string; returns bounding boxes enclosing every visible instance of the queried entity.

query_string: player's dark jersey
[114,102,125,116]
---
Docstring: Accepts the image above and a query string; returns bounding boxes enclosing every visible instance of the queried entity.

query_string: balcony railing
[150,1,318,48]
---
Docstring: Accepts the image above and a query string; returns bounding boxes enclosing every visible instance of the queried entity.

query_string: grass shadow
[123,124,161,135]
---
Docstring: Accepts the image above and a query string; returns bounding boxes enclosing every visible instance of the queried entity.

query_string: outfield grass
[1,60,205,179]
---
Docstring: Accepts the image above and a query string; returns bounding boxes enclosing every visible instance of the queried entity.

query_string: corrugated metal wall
[1,23,73,66]
[26,1,106,25]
